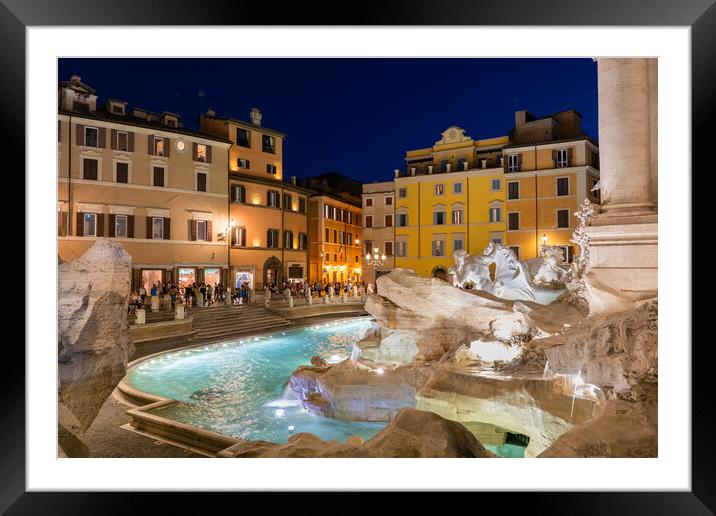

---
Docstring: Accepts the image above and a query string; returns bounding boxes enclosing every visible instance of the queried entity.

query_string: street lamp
[542,234,548,246]
[365,247,386,285]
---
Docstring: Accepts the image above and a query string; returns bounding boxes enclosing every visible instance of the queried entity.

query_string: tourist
[315,281,322,298]
[284,284,292,300]
[199,283,207,307]
[206,283,213,306]
[139,284,146,303]
[304,283,311,301]
[150,283,158,298]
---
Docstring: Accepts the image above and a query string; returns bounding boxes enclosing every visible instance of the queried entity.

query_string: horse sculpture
[483,242,536,301]
[448,249,496,294]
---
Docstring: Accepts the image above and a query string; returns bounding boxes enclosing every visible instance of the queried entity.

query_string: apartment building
[199,110,310,290]
[361,181,396,284]
[57,75,232,291]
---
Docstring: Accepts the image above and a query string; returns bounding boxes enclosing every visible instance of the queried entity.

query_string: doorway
[177,267,196,287]
[204,267,221,286]
[141,269,163,291]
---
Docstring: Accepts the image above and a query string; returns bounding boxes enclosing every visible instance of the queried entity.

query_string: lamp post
[365,247,386,288]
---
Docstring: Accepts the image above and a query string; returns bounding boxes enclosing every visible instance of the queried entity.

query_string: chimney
[70,74,81,83]
[290,176,296,185]
[515,110,528,127]
[394,169,400,178]
[206,107,216,117]
[250,107,262,126]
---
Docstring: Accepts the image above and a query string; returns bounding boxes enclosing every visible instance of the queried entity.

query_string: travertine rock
[290,359,434,422]
[220,407,495,458]
[58,238,134,457]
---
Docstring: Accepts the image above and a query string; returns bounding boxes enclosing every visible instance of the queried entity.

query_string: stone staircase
[187,304,294,343]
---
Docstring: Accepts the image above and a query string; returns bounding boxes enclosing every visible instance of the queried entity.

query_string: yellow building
[390,110,600,280]
[394,127,509,279]
[57,76,232,291]
[199,110,310,289]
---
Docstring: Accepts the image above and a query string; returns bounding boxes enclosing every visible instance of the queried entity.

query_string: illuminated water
[126,316,526,457]
[127,318,386,443]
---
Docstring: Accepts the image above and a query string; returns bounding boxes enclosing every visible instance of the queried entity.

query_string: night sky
[58,58,598,184]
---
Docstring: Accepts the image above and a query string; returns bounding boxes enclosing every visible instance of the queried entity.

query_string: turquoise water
[484,444,526,458]
[127,318,387,444]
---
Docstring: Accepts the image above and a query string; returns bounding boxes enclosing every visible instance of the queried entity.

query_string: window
[195,144,208,162]
[262,134,276,153]
[152,217,164,239]
[398,188,407,198]
[153,167,165,187]
[557,177,570,196]
[116,162,129,183]
[507,154,520,172]
[396,241,407,257]
[453,182,463,194]
[385,196,393,206]
[333,230,338,243]
[116,131,128,151]
[333,254,337,262]
[298,197,306,213]
[284,193,293,210]
[456,158,467,171]
[365,198,373,207]
[237,158,250,169]
[385,214,393,227]
[433,210,445,225]
[347,211,353,225]
[236,128,250,147]
[385,242,393,256]
[508,212,520,230]
[284,231,294,249]
[489,207,502,222]
[83,213,97,236]
[366,215,373,228]
[196,220,208,241]
[267,229,279,248]
[153,137,165,156]
[397,213,408,227]
[324,228,330,241]
[432,240,445,257]
[453,239,464,252]
[452,209,463,225]
[510,246,520,259]
[339,232,345,245]
[507,181,519,200]
[559,245,574,263]
[435,184,444,195]
[491,237,503,244]
[196,172,207,192]
[231,185,246,203]
[556,149,569,168]
[338,209,344,222]
[83,159,98,180]
[491,179,501,191]
[440,159,449,172]
[347,233,352,244]
[231,226,247,247]
[84,127,98,147]
[324,204,330,218]
[115,215,128,238]
[298,233,308,250]
[365,241,373,255]
[267,164,277,175]
[267,190,280,207]
[557,209,570,228]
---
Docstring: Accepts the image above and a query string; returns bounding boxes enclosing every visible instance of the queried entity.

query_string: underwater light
[254,338,259,342]
[288,425,295,432]
[376,368,385,375]
[275,409,285,417]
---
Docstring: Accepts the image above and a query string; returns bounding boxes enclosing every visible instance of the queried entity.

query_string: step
[193,321,293,340]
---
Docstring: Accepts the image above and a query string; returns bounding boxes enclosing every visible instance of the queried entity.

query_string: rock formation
[218,407,495,458]
[58,238,134,457]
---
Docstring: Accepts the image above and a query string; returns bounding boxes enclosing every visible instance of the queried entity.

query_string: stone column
[585,58,658,300]
[594,58,656,222]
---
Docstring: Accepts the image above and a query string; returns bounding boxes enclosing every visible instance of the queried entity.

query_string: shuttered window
[432,240,445,257]
[298,197,306,213]
[231,185,246,203]
[267,229,279,248]
[83,159,99,181]
[284,231,294,249]
[83,213,97,236]
[489,207,501,222]
[196,172,207,192]
[84,127,99,147]
[507,181,519,200]
[267,191,280,207]
[433,211,445,225]
[557,177,570,196]
[231,226,247,247]
[557,209,570,228]
[237,158,250,169]
[153,167,165,187]
[236,128,250,147]
[508,212,520,230]
[298,233,307,250]
[113,215,128,237]
[196,220,208,241]
[507,154,521,172]
[116,162,129,183]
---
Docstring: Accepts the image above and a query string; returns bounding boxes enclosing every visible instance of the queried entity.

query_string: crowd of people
[127,281,228,314]
[128,278,372,314]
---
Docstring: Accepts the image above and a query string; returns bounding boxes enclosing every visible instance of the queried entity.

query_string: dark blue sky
[58,58,598,183]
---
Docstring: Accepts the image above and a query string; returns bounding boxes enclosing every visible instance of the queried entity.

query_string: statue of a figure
[532,245,569,288]
[483,242,536,301]
[448,249,496,293]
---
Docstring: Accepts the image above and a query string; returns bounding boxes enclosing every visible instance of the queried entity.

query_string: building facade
[57,76,232,291]
[383,109,599,281]
[199,110,310,290]
[361,181,396,284]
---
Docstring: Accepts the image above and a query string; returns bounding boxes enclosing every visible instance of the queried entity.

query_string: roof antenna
[198,90,205,113]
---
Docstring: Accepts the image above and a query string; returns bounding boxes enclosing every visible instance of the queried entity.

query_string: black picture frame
[5,0,711,512]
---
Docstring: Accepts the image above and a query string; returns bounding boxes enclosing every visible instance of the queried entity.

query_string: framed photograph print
[5,0,713,511]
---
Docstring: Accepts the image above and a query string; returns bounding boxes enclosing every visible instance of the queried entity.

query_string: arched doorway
[263,256,283,289]
[432,266,449,282]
